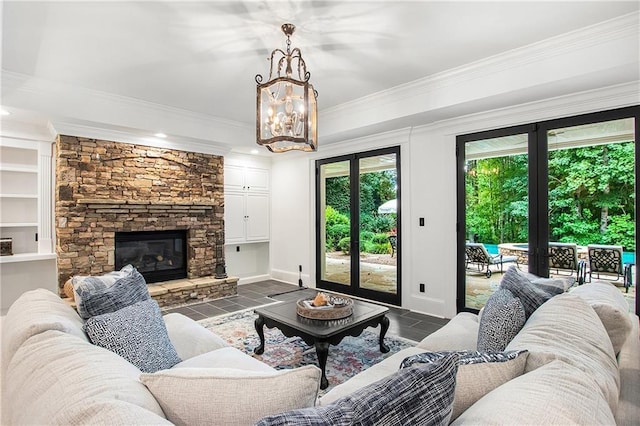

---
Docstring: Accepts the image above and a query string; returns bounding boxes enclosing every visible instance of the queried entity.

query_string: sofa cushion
[506,293,620,411]
[5,330,165,425]
[84,299,181,373]
[416,312,479,351]
[163,312,229,360]
[1,288,88,374]
[451,360,615,425]
[140,365,321,426]
[257,353,459,426]
[570,280,632,354]
[72,264,150,319]
[400,350,528,421]
[499,266,555,318]
[173,346,275,372]
[477,288,526,351]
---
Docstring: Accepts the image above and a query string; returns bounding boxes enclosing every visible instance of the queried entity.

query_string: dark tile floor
[162,280,448,342]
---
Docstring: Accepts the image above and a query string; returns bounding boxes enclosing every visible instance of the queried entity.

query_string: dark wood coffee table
[254,298,390,389]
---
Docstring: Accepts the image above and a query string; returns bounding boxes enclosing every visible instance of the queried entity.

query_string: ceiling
[1,1,639,154]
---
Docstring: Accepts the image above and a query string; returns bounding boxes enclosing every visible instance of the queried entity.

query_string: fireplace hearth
[115,230,187,283]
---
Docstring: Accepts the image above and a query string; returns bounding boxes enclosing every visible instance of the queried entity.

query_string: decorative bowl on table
[296,293,354,320]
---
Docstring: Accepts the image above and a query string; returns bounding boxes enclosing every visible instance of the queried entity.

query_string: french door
[457,106,639,314]
[316,146,401,305]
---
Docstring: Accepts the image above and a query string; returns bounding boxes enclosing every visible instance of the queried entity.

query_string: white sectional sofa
[1,281,638,425]
[1,289,320,425]
[320,281,639,425]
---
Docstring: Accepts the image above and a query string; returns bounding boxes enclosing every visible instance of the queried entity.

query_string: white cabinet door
[245,168,269,192]
[225,165,269,192]
[224,165,246,192]
[245,193,270,241]
[224,192,246,243]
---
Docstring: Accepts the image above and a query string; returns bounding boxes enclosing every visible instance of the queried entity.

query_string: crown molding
[0,119,57,142]
[321,11,640,136]
[49,120,231,156]
[422,81,640,136]
[1,71,254,148]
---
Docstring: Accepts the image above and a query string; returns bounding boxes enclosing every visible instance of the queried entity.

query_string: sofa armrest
[163,313,229,361]
[416,312,479,351]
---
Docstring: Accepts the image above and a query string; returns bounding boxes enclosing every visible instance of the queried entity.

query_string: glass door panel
[318,160,351,287]
[316,147,401,306]
[547,118,636,309]
[359,153,398,296]
[463,133,529,310]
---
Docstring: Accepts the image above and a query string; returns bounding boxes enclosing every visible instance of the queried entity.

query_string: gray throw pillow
[500,266,554,318]
[72,265,150,319]
[477,288,526,352]
[84,299,181,373]
[256,353,459,426]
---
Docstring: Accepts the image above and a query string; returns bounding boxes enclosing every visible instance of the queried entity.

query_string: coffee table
[254,298,390,389]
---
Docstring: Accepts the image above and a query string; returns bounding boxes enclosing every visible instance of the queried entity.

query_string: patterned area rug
[198,306,416,394]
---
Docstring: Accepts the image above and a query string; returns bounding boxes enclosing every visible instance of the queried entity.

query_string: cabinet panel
[245,168,269,192]
[245,193,270,241]
[224,192,246,243]
[224,165,246,192]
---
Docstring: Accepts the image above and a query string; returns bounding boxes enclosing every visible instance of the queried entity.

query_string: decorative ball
[63,279,75,299]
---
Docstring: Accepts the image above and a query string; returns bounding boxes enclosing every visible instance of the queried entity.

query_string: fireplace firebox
[115,230,187,283]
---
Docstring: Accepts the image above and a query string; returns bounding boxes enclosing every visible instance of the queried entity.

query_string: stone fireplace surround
[55,135,237,307]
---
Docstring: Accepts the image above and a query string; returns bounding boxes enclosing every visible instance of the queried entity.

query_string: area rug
[198,306,416,394]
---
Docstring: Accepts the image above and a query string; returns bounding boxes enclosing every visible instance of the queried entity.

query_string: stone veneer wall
[55,135,227,295]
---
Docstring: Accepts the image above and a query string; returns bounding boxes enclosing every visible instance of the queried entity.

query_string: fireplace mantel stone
[55,135,233,302]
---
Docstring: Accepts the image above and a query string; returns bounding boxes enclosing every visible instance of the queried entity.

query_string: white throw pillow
[140,365,321,426]
[570,280,633,354]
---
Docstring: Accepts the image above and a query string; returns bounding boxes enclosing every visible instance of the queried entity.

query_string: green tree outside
[466,141,635,252]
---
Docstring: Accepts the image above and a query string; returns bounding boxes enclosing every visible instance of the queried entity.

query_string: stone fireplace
[55,135,236,304]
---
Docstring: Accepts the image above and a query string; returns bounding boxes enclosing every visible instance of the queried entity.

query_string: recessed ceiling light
[154,132,167,138]
[250,149,259,155]
[0,109,10,116]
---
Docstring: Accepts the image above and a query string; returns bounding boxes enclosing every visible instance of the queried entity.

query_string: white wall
[269,82,639,319]
[0,260,57,314]
[269,156,313,285]
[224,242,270,284]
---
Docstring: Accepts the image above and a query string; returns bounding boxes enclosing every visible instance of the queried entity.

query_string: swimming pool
[484,243,635,264]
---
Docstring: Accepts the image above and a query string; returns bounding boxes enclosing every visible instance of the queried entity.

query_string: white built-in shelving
[0,137,55,263]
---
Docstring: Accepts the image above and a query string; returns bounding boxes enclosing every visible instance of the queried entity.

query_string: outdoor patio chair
[549,242,586,285]
[587,244,634,292]
[388,235,397,258]
[465,242,518,278]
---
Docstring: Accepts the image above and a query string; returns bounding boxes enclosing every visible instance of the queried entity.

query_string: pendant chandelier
[256,23,318,153]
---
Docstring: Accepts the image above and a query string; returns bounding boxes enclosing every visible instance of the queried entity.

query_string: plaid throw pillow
[72,265,150,319]
[256,353,459,426]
